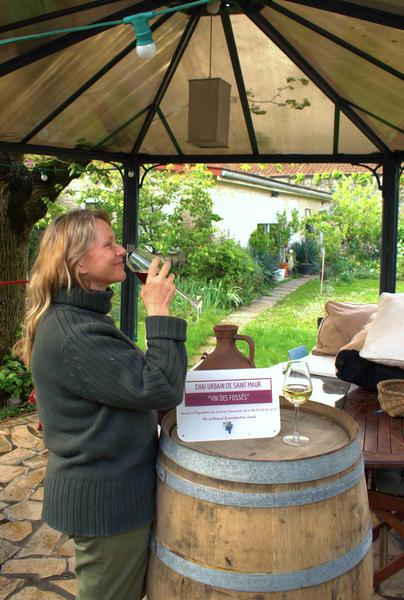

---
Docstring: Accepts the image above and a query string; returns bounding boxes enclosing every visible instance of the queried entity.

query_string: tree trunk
[0,192,29,360]
[0,153,90,368]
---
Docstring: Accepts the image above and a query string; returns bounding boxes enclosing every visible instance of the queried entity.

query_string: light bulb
[136,42,156,59]
[128,169,135,178]
[123,13,156,59]
[40,172,48,181]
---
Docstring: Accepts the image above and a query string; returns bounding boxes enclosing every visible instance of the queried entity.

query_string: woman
[16,209,187,600]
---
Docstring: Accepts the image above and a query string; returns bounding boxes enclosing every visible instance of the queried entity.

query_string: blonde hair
[15,209,111,366]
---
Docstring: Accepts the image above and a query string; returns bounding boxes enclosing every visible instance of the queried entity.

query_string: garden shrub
[291,238,321,271]
[0,355,33,408]
[251,252,280,285]
[180,236,265,305]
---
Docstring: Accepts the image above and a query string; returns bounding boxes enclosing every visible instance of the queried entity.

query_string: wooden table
[342,386,404,586]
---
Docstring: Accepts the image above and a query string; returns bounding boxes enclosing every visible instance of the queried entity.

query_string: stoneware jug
[196,324,255,370]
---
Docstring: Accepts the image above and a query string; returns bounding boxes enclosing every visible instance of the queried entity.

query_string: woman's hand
[140,257,176,317]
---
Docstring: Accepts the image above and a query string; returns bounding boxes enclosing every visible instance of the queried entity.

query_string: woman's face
[78,219,126,290]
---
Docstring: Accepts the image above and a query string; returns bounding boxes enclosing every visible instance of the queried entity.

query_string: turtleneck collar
[52,287,113,315]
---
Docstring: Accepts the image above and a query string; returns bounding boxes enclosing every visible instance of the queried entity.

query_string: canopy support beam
[240,0,392,156]
[121,160,139,340]
[0,1,160,77]
[285,0,404,29]
[380,159,401,294]
[221,9,258,154]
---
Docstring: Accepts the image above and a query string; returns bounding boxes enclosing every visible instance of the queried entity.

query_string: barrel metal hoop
[151,527,372,592]
[159,431,362,484]
[156,459,364,507]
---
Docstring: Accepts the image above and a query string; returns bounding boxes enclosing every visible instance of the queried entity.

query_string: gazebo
[0,0,403,337]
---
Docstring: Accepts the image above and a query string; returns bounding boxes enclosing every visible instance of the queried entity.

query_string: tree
[0,153,90,366]
[78,164,221,270]
[306,175,382,275]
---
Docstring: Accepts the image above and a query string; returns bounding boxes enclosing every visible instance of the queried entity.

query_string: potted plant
[292,235,320,275]
[299,236,313,275]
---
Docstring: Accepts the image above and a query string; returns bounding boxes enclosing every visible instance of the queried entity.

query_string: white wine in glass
[282,360,312,446]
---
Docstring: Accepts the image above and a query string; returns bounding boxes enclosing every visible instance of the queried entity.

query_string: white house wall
[210,179,329,247]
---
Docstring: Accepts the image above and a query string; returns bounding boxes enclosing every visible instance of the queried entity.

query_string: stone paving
[0,275,403,599]
[0,413,76,599]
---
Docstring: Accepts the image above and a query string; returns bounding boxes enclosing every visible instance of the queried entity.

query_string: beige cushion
[338,313,376,352]
[312,301,378,356]
[360,293,404,369]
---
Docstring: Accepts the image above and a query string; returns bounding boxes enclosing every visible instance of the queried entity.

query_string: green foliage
[249,209,300,263]
[155,165,220,270]
[306,176,383,278]
[293,173,306,184]
[78,164,219,264]
[252,253,280,285]
[174,277,244,310]
[291,237,321,269]
[181,236,264,305]
[0,402,36,422]
[0,356,33,401]
[312,171,344,187]
[248,226,278,257]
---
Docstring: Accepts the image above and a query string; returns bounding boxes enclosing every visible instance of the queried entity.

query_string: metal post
[380,159,400,294]
[120,160,139,340]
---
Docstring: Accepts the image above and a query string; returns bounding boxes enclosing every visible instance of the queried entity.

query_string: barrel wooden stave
[147,553,373,600]
[154,457,369,572]
[148,406,373,599]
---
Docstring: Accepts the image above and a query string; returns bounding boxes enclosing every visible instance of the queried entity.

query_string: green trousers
[72,522,151,600]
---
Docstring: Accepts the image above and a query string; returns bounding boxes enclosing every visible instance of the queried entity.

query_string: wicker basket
[377,379,404,417]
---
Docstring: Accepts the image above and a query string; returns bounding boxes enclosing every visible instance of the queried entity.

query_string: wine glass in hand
[282,360,312,446]
[126,248,202,318]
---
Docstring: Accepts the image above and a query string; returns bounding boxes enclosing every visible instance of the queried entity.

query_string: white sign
[177,368,280,442]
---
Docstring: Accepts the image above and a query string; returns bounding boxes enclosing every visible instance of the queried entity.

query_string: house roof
[0,1,403,164]
[155,162,333,198]
[209,162,377,177]
[217,167,332,200]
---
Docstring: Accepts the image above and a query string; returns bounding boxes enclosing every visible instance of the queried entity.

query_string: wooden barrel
[147,401,373,599]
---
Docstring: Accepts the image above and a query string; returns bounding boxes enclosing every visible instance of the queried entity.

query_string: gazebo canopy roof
[0,0,403,164]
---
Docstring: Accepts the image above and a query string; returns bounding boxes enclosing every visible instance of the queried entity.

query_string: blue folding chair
[288,345,308,361]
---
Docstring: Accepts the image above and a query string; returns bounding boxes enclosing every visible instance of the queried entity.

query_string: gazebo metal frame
[0,0,403,337]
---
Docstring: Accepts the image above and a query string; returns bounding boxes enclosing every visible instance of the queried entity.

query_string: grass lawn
[241,278,404,368]
[111,296,227,362]
[135,306,227,361]
[112,278,404,369]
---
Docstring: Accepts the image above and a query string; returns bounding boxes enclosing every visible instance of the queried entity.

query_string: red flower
[28,389,42,431]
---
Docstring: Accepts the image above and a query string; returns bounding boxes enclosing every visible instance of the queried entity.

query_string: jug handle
[235,335,255,367]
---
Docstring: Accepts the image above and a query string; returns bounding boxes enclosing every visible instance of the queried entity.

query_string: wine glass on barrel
[126,247,202,319]
[282,360,312,446]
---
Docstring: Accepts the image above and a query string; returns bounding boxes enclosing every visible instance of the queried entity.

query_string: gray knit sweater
[31,287,187,536]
